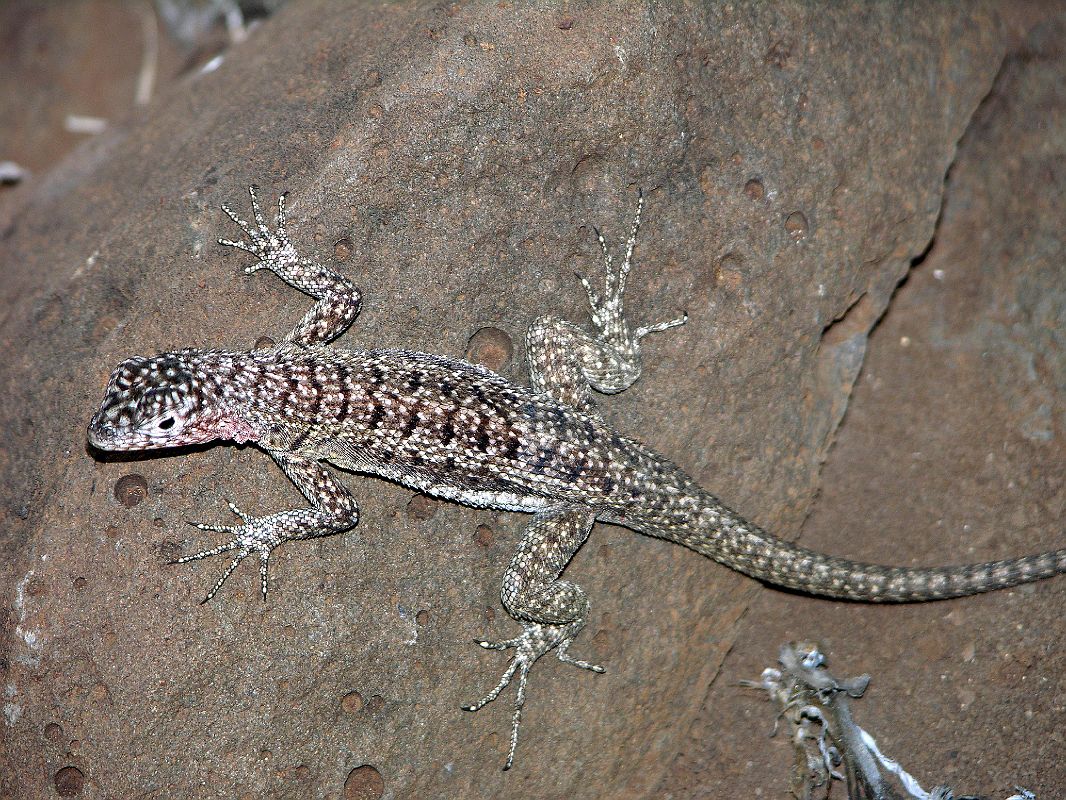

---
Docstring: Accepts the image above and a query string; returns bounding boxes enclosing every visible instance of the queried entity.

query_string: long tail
[629,485,1066,602]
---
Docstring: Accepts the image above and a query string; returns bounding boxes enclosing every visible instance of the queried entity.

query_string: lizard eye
[159,417,175,430]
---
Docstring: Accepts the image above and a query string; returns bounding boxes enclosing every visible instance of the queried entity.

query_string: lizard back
[242,346,681,514]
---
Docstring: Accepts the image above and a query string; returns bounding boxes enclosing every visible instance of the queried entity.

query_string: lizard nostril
[159,417,175,430]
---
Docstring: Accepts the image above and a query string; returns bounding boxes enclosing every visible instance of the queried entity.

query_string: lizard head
[87,350,258,451]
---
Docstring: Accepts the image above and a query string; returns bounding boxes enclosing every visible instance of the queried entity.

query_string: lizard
[87,185,1066,770]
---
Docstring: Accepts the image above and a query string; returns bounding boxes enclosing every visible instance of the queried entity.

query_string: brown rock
[661,8,1066,798]
[1,2,1059,798]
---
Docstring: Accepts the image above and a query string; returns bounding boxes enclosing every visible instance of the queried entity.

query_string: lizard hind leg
[462,508,602,770]
[527,190,686,412]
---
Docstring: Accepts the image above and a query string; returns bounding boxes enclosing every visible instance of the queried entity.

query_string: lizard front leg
[219,185,362,346]
[463,507,600,770]
[173,453,358,602]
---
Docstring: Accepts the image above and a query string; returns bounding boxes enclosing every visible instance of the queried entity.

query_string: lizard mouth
[86,422,171,451]
[87,416,126,451]
[86,411,153,451]
[86,411,111,449]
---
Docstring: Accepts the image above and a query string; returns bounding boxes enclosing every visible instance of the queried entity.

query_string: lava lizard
[87,185,1066,770]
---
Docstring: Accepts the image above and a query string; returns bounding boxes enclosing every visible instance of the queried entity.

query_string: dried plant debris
[155,0,285,47]
[741,642,1036,800]
[0,161,28,186]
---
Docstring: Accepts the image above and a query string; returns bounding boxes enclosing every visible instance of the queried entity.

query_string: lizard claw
[635,311,688,342]
[220,202,254,237]
[226,500,251,522]
[216,237,255,254]
[463,645,527,771]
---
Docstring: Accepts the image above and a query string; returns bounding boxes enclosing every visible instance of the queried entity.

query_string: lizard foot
[171,501,283,603]
[218,185,301,280]
[576,189,687,350]
[462,621,604,770]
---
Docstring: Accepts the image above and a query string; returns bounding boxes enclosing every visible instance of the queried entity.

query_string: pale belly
[327,451,558,514]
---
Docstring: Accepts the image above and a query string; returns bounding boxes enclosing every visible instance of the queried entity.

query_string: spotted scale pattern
[87,186,1066,771]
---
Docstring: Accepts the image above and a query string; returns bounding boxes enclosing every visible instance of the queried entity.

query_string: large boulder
[3,2,1057,798]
